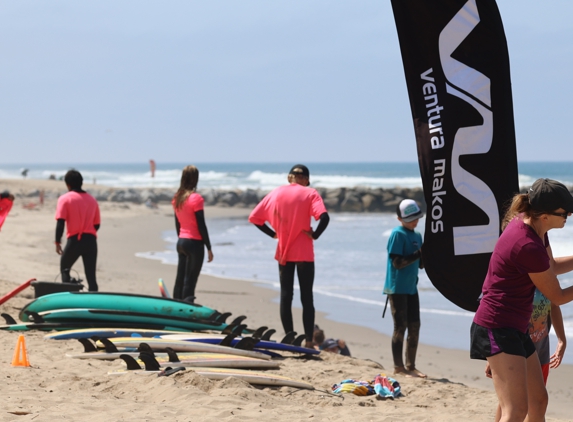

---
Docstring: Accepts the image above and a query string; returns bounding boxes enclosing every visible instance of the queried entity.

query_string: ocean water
[3,161,573,363]
[138,212,573,366]
[2,161,573,190]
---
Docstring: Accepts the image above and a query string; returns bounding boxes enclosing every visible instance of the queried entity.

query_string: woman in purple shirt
[470,178,573,422]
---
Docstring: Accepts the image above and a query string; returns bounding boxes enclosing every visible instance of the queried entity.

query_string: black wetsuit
[173,210,211,302]
[255,212,329,341]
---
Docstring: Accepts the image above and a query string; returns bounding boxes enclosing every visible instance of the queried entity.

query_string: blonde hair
[501,193,546,230]
[174,165,199,210]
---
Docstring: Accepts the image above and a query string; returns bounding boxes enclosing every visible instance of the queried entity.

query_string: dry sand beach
[0,179,572,421]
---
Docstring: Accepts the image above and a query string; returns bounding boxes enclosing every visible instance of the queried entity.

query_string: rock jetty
[11,185,427,213]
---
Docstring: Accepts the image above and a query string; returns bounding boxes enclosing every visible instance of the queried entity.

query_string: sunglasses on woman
[548,211,570,218]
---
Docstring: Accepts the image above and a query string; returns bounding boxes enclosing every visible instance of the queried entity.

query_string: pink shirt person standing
[249,164,329,348]
[55,170,101,291]
[172,165,213,303]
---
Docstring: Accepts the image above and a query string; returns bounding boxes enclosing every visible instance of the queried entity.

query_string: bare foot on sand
[393,366,410,376]
[405,368,427,378]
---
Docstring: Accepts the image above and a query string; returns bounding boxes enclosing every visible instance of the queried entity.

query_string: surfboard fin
[92,337,120,353]
[214,312,232,323]
[251,326,268,339]
[218,334,238,347]
[292,334,306,347]
[261,329,276,341]
[158,366,186,377]
[1,313,17,325]
[78,338,98,353]
[119,354,143,371]
[281,331,297,345]
[234,337,258,351]
[163,347,180,363]
[231,324,247,335]
[138,352,162,371]
[229,315,247,326]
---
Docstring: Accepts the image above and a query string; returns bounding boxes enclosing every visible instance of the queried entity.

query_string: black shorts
[470,322,536,360]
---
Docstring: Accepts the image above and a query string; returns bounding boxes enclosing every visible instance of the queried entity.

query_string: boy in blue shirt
[384,199,426,378]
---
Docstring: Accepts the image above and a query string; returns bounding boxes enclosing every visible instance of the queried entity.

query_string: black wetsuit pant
[388,293,421,370]
[278,261,315,342]
[173,238,205,302]
[60,233,98,292]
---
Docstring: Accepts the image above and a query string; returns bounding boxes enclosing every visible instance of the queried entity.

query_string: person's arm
[94,224,100,232]
[195,210,213,262]
[390,250,422,270]
[529,269,573,306]
[553,254,573,275]
[549,303,567,369]
[174,214,181,237]
[312,212,329,240]
[255,223,276,239]
[55,219,65,255]
[532,244,573,305]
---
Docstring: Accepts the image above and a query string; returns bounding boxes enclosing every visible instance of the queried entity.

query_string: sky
[0,1,572,164]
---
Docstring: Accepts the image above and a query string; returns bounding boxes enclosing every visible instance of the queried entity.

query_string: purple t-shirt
[474,218,550,333]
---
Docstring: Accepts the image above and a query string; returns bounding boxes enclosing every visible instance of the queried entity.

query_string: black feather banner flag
[391,0,519,311]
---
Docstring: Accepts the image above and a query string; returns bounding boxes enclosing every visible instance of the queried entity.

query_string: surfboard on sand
[110,354,313,390]
[44,327,190,340]
[67,344,279,369]
[161,333,320,355]
[19,292,220,322]
[104,337,273,361]
[26,308,230,332]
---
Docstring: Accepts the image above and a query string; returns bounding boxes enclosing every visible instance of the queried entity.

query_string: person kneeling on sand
[313,328,351,356]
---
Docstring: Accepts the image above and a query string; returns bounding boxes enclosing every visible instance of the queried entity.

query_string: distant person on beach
[486,288,567,422]
[0,191,15,231]
[383,199,426,378]
[172,165,213,303]
[471,178,573,421]
[55,170,101,291]
[313,326,351,356]
[249,164,330,348]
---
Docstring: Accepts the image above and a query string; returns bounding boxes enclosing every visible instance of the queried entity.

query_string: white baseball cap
[397,199,423,222]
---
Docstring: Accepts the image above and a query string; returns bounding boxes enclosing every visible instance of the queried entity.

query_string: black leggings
[173,238,205,302]
[278,261,315,342]
[60,234,98,291]
[388,293,421,370]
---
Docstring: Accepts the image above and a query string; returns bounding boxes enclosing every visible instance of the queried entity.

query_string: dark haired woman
[172,165,213,302]
[470,178,573,421]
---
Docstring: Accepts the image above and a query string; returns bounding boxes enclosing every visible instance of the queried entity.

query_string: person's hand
[55,243,63,255]
[303,229,314,239]
[7,194,14,201]
[484,362,492,378]
[207,250,214,262]
[550,339,566,368]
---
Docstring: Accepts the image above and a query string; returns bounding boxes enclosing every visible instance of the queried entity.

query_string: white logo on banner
[439,0,499,256]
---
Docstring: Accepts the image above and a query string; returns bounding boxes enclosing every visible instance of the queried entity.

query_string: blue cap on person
[529,178,573,213]
[397,199,423,222]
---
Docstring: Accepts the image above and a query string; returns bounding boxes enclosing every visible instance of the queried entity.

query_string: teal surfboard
[19,292,219,322]
[29,308,229,332]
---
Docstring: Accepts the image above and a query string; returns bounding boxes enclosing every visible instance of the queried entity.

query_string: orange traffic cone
[11,334,30,367]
